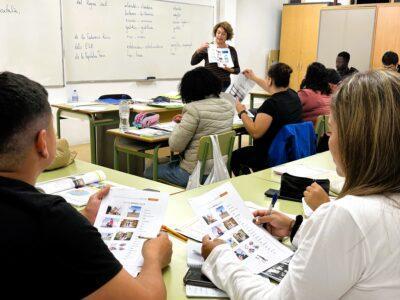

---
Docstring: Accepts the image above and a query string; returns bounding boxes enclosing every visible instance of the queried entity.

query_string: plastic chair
[158,131,236,186]
[197,131,236,183]
[314,115,330,152]
[267,121,316,167]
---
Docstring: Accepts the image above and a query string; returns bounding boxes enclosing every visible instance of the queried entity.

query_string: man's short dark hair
[338,51,351,63]
[382,51,399,66]
[267,63,292,88]
[0,72,51,170]
[326,68,341,85]
[179,67,222,103]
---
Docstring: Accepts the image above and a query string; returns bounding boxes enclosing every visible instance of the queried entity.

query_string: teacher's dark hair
[179,67,222,104]
[0,71,51,170]
[267,63,292,88]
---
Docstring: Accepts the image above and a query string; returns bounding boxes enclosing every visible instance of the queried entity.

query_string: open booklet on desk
[188,182,293,274]
[36,171,124,207]
[94,187,168,277]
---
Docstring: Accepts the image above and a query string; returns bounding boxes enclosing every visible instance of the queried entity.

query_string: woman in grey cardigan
[144,67,234,187]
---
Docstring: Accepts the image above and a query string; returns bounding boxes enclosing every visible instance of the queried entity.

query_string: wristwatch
[238,110,248,119]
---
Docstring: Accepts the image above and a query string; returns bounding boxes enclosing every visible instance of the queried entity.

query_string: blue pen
[268,192,279,215]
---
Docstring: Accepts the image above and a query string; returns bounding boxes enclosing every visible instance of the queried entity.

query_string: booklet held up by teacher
[188,182,293,274]
[94,187,169,276]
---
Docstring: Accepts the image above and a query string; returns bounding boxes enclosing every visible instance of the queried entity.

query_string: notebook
[186,285,228,298]
[187,241,204,268]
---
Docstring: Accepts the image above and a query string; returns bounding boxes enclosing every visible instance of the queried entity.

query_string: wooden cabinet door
[279,5,304,90]
[372,6,400,69]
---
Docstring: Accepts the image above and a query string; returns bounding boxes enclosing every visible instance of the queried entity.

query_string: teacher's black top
[0,176,122,299]
[191,45,240,87]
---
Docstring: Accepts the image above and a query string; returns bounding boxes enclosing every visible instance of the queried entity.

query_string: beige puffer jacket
[169,97,234,174]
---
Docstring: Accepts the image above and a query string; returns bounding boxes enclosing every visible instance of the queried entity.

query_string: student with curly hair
[298,62,332,122]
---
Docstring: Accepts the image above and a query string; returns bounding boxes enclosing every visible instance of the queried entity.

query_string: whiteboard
[0,0,64,86]
[317,8,376,72]
[63,0,214,82]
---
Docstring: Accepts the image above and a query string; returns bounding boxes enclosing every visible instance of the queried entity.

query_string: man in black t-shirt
[231,64,302,175]
[0,72,172,299]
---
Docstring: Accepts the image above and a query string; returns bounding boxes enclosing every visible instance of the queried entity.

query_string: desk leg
[89,117,97,164]
[250,95,254,110]
[152,145,160,181]
[56,109,62,138]
[114,138,120,171]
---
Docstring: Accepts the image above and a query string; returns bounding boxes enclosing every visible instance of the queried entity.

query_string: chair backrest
[197,131,236,179]
[314,115,330,145]
[268,121,316,167]
[98,94,132,100]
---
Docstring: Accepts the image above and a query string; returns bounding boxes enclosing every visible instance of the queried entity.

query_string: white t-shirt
[202,194,400,300]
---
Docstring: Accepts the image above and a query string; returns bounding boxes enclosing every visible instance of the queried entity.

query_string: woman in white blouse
[201,70,400,300]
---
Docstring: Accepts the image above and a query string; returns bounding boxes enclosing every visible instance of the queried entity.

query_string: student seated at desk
[144,67,234,187]
[298,62,332,122]
[0,72,172,299]
[201,71,400,299]
[231,63,302,175]
[382,51,400,73]
[326,68,341,94]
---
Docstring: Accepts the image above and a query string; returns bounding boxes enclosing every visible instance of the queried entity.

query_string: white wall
[235,0,288,78]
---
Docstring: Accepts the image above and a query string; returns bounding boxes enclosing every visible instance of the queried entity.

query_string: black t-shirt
[254,89,302,155]
[0,176,122,299]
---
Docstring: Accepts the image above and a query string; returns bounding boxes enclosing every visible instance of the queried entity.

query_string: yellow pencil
[161,225,188,242]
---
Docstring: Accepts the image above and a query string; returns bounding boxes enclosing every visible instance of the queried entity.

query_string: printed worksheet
[94,187,169,276]
[188,183,293,274]
[226,73,255,101]
[208,44,234,68]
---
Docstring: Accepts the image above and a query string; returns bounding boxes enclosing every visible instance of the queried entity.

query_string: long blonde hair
[332,71,400,197]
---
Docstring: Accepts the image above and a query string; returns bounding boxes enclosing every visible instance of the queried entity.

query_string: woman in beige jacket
[144,67,234,187]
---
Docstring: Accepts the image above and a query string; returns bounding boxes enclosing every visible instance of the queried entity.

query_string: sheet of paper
[151,122,177,132]
[207,44,234,68]
[176,201,293,242]
[188,183,293,274]
[226,73,256,101]
[94,187,169,276]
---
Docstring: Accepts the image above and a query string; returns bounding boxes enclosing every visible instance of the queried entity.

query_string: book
[188,183,294,274]
[94,187,169,277]
[36,171,121,207]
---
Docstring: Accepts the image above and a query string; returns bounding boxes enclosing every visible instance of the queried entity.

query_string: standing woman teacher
[191,21,240,91]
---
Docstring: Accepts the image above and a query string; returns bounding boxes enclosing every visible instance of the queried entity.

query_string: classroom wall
[235,0,288,81]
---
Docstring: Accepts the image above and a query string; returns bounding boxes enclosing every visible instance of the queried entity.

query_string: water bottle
[119,100,130,132]
[71,89,79,103]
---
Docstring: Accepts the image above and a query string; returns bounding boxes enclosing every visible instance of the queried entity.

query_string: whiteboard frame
[49,0,65,88]
[64,0,217,84]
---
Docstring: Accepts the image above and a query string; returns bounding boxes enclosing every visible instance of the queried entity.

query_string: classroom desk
[163,175,303,300]
[252,151,337,183]
[249,90,271,109]
[38,159,184,195]
[52,103,182,168]
[107,123,245,178]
